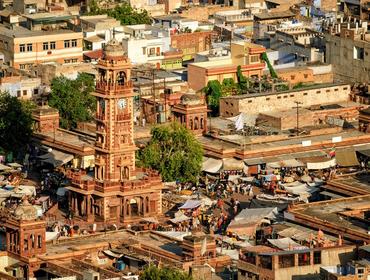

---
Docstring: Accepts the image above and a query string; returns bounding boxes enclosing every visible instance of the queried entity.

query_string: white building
[122,24,170,66]
[81,15,125,51]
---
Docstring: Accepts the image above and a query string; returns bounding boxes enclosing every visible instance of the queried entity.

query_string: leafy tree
[261,52,278,79]
[87,2,152,25]
[236,65,249,92]
[137,122,203,183]
[0,92,34,154]
[141,265,193,280]
[49,73,96,129]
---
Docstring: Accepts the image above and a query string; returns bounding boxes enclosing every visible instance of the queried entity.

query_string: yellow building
[188,41,266,91]
[0,24,83,70]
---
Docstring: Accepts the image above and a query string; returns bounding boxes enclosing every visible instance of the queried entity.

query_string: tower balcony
[116,113,131,121]
[95,81,133,93]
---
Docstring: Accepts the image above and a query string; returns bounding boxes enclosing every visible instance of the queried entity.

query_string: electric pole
[293,101,303,136]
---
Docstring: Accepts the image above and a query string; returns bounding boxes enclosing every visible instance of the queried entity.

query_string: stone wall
[220,84,351,117]
[325,33,370,83]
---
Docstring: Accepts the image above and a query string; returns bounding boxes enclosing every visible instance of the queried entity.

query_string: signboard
[332,136,342,143]
[302,140,312,147]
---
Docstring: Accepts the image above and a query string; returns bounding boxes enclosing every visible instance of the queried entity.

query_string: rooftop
[0,24,81,38]
[254,11,296,20]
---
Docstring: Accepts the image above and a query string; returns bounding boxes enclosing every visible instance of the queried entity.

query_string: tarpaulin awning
[335,149,359,167]
[0,164,11,171]
[306,158,336,170]
[154,231,191,241]
[267,159,305,169]
[179,200,201,209]
[7,162,22,168]
[169,215,191,224]
[357,149,370,157]
[202,157,222,173]
[103,250,123,258]
[222,158,245,171]
[39,150,74,167]
[56,187,67,196]
[281,181,319,196]
[268,237,308,251]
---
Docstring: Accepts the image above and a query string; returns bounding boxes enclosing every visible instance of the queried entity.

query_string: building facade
[0,25,83,70]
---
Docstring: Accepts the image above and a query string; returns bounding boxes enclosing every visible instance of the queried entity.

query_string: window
[266,97,270,101]
[64,59,71,63]
[303,92,308,96]
[250,55,259,63]
[343,87,348,90]
[277,96,282,99]
[23,90,27,96]
[149,48,155,56]
[298,253,310,266]
[17,90,21,97]
[43,42,48,50]
[64,40,70,48]
[142,47,146,55]
[290,94,294,97]
[20,44,25,52]
[304,74,308,79]
[71,59,78,63]
[326,89,330,92]
[33,88,39,95]
[50,41,56,49]
[19,64,25,70]
[37,235,42,248]
[26,43,32,52]
[354,46,364,60]
[284,95,288,98]
[278,254,294,268]
[316,90,321,94]
[313,251,321,264]
[334,88,339,92]
[291,75,295,80]
[248,100,252,103]
[71,39,77,47]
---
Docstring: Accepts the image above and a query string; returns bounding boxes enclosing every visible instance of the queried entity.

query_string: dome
[180,94,202,106]
[103,38,125,59]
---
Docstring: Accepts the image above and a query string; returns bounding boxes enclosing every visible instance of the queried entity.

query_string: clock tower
[94,38,136,187]
[67,39,163,223]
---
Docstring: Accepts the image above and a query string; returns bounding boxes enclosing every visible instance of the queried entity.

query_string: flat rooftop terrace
[288,195,370,242]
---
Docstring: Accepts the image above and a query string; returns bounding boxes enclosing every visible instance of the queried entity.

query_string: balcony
[95,81,133,92]
[116,114,131,121]
[95,113,105,121]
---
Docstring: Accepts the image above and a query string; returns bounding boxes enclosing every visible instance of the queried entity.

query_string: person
[248,187,254,197]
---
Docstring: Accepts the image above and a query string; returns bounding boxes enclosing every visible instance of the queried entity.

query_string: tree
[141,265,193,280]
[261,52,278,79]
[137,122,203,183]
[87,2,152,25]
[49,73,96,129]
[0,92,34,154]
[236,65,249,92]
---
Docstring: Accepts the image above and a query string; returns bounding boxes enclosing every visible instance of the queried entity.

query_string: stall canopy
[299,157,336,170]
[268,237,309,251]
[0,164,11,171]
[38,150,74,167]
[267,159,305,169]
[335,149,359,167]
[202,157,222,173]
[357,149,370,158]
[222,158,245,171]
[179,200,201,210]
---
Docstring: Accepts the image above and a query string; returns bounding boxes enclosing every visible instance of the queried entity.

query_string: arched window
[200,118,204,129]
[194,117,199,130]
[190,118,193,130]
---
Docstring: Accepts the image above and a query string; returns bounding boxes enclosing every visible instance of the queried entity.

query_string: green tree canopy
[137,122,203,183]
[49,73,96,130]
[141,265,193,280]
[87,1,152,25]
[0,92,34,154]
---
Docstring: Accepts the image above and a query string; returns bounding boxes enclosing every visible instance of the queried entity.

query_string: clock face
[117,99,127,110]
